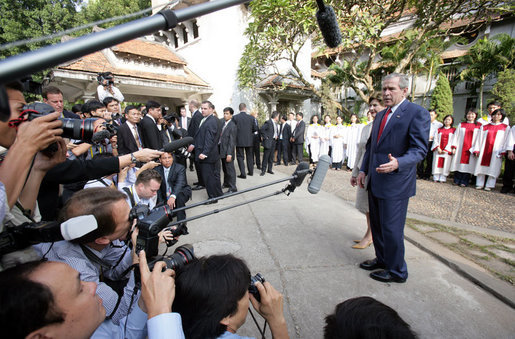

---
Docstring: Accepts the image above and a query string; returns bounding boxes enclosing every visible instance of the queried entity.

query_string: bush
[430,72,454,119]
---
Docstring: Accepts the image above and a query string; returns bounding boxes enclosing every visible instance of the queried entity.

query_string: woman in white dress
[331,116,346,170]
[320,115,333,158]
[350,97,384,249]
[431,115,456,183]
[345,114,362,170]
[306,115,321,165]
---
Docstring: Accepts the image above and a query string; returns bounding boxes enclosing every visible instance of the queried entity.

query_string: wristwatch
[130,153,137,163]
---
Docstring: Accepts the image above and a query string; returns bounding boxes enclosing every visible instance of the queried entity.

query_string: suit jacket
[188,110,203,139]
[117,122,143,155]
[232,112,256,147]
[62,109,80,119]
[139,115,163,150]
[280,122,292,142]
[194,114,220,163]
[178,116,191,130]
[260,119,276,149]
[155,163,192,204]
[360,99,430,200]
[219,120,237,157]
[293,120,305,144]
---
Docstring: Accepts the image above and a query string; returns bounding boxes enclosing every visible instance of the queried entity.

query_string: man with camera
[173,254,289,339]
[121,169,163,211]
[34,188,142,324]
[0,250,185,338]
[97,72,124,103]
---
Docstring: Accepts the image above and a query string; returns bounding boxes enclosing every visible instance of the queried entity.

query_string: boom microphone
[289,162,310,190]
[91,130,111,144]
[316,0,342,48]
[161,136,194,153]
[308,154,330,194]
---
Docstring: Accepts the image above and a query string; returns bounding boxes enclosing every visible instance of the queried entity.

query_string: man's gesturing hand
[376,153,399,173]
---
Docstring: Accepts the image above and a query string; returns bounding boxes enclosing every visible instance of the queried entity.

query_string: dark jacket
[219,120,237,157]
[293,120,306,144]
[117,122,143,155]
[155,162,192,204]
[194,115,220,163]
[232,112,257,147]
[260,119,276,149]
[139,115,163,150]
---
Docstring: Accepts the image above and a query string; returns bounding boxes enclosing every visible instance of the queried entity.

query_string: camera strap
[123,187,136,208]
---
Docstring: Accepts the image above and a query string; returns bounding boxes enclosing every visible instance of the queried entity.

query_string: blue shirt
[218,331,254,339]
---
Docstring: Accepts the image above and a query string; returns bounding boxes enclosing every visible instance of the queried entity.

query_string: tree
[491,69,515,122]
[81,0,150,29]
[458,34,515,115]
[430,72,453,118]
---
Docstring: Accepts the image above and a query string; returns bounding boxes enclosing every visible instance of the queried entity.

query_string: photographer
[0,250,185,338]
[97,72,124,103]
[103,96,122,125]
[121,169,162,210]
[34,188,140,324]
[173,254,289,339]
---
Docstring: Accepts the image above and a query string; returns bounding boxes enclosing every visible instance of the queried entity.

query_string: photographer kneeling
[34,188,140,324]
[173,254,289,339]
[0,250,185,339]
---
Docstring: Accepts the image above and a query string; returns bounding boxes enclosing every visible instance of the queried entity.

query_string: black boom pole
[0,0,250,84]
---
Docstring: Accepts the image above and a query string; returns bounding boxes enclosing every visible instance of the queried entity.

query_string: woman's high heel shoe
[352,240,373,249]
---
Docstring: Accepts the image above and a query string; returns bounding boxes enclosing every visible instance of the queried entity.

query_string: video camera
[97,72,114,86]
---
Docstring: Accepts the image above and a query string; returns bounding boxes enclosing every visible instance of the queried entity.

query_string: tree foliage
[430,72,453,118]
[81,0,150,29]
[491,69,515,122]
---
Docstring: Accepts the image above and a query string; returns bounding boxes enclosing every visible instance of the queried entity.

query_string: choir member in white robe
[432,115,456,182]
[473,109,510,191]
[501,125,515,193]
[450,109,482,187]
[344,114,362,170]
[306,115,321,164]
[478,100,510,126]
[331,116,346,170]
[349,96,383,249]
[320,115,333,157]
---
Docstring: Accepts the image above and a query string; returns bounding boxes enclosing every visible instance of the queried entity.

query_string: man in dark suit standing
[178,107,191,131]
[193,101,223,200]
[277,115,291,166]
[291,112,305,164]
[117,105,143,155]
[260,111,280,176]
[219,107,238,193]
[187,100,205,189]
[357,73,430,283]
[156,152,192,222]
[232,103,257,178]
[139,100,163,150]
[250,110,261,170]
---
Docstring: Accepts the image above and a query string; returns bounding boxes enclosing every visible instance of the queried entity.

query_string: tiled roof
[112,39,186,65]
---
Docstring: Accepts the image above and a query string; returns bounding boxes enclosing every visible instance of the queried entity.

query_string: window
[193,20,199,39]
[182,26,188,44]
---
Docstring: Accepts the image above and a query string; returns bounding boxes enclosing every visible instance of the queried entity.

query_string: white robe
[306,123,322,162]
[432,127,455,177]
[345,123,363,169]
[450,122,482,174]
[504,126,515,152]
[473,123,510,178]
[331,124,346,163]
[320,124,333,156]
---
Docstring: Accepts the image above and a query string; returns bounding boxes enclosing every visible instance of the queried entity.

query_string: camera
[97,72,114,86]
[147,243,195,271]
[130,204,189,258]
[175,147,192,159]
[249,273,265,302]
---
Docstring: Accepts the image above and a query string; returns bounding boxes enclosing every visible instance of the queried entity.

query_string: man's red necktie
[377,107,392,143]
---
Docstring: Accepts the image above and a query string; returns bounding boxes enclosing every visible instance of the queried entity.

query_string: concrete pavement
[175,166,515,338]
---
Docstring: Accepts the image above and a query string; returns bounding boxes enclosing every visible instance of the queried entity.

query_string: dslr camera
[97,72,114,86]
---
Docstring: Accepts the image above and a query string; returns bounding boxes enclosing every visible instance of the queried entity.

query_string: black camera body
[97,72,114,86]
[249,273,265,302]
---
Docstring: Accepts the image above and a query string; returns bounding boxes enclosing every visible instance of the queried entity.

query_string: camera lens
[162,244,195,271]
[249,273,265,302]
[61,117,96,141]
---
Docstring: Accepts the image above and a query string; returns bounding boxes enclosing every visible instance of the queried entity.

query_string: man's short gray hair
[383,73,410,89]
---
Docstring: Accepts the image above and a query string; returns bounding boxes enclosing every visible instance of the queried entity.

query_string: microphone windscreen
[161,136,194,153]
[308,154,330,194]
[316,4,342,48]
[91,130,111,144]
[290,162,310,187]
[60,215,98,240]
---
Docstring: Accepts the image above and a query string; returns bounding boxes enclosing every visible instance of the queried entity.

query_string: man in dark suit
[232,103,257,178]
[260,111,280,176]
[291,112,305,163]
[219,107,238,193]
[178,107,191,131]
[156,152,192,222]
[187,99,205,189]
[250,111,261,170]
[139,100,163,150]
[277,115,291,166]
[42,86,80,119]
[357,73,430,283]
[117,105,143,155]
[193,101,223,200]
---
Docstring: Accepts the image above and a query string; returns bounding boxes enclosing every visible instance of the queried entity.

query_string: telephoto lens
[158,244,195,271]
[249,273,265,302]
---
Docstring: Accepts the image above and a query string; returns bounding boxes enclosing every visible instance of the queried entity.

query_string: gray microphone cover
[308,154,331,194]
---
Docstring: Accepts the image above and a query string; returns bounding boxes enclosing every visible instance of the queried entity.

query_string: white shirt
[97,84,124,102]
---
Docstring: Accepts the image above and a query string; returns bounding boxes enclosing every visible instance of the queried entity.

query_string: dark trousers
[261,140,276,173]
[236,146,254,176]
[417,141,433,179]
[193,150,204,186]
[253,138,261,169]
[368,191,409,279]
[293,143,303,163]
[199,161,223,199]
[173,191,189,222]
[453,171,471,186]
[221,157,237,191]
[279,140,290,165]
[502,155,515,191]
[289,141,295,162]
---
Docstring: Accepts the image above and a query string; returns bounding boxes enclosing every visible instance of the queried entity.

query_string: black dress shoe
[260,172,265,176]
[275,163,281,166]
[370,269,406,283]
[189,167,194,172]
[267,171,274,174]
[193,182,199,186]
[237,175,246,179]
[205,200,218,205]
[222,183,230,188]
[257,166,261,170]
[247,172,253,176]
[224,189,238,194]
[191,185,205,191]
[359,258,386,271]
